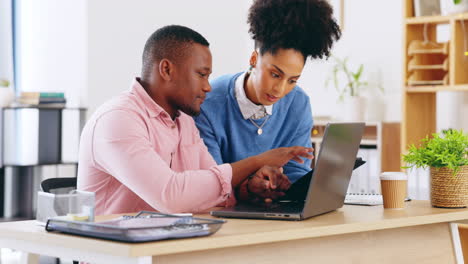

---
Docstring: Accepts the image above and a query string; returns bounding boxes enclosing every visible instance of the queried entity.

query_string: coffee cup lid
[380,172,407,180]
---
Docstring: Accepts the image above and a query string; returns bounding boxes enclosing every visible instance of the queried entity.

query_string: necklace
[248,115,270,135]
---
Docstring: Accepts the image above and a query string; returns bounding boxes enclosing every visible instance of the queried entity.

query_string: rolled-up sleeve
[92,110,233,213]
[195,127,237,207]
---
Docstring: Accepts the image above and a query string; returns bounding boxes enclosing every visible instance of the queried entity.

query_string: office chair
[40,177,79,264]
[41,177,77,193]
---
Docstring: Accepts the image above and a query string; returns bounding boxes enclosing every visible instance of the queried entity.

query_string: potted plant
[326,56,369,121]
[0,79,14,108]
[402,129,468,208]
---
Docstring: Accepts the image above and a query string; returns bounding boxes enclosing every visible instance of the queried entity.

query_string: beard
[179,102,200,117]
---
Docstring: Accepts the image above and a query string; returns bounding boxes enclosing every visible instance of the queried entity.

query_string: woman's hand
[247,166,291,203]
[257,146,314,167]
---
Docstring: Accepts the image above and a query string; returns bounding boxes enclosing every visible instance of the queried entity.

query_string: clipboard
[45,211,226,243]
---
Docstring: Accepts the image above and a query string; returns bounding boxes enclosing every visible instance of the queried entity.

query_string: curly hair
[248,0,341,61]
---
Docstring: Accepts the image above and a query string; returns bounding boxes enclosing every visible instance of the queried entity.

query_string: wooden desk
[0,200,467,264]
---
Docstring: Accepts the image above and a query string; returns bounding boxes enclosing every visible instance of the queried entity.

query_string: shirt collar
[234,72,273,120]
[131,77,180,119]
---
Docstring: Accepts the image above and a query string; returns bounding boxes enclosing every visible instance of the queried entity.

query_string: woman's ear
[249,50,258,68]
[158,59,173,81]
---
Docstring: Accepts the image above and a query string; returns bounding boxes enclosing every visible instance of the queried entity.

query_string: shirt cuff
[212,163,233,199]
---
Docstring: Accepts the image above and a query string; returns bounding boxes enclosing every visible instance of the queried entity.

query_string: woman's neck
[244,72,261,105]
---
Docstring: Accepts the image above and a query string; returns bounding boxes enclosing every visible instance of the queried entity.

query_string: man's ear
[158,59,173,81]
[249,50,258,68]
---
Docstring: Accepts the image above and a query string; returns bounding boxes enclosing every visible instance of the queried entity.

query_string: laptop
[211,122,365,221]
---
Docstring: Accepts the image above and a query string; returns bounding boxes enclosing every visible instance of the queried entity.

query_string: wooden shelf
[454,12,468,20]
[408,56,449,71]
[407,71,449,86]
[406,84,468,93]
[405,12,468,24]
[406,16,449,24]
[408,64,447,70]
[408,40,449,55]
[402,0,468,162]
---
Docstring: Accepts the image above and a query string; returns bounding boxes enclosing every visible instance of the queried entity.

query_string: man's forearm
[230,155,263,187]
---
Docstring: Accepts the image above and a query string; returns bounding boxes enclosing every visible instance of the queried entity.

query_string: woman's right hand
[230,146,314,187]
[256,146,314,168]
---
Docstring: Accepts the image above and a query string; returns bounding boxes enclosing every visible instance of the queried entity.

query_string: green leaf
[353,64,364,81]
[454,0,462,4]
[325,56,375,101]
[401,129,468,175]
[0,79,9,87]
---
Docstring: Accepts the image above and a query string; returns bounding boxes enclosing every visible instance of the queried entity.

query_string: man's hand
[257,146,314,168]
[247,166,291,203]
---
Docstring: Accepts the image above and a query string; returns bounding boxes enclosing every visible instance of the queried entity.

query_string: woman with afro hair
[195,0,341,202]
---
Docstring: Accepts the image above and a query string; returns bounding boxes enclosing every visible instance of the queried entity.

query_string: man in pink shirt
[78,25,313,215]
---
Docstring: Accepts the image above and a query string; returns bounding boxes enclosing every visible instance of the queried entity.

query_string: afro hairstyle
[247,0,341,61]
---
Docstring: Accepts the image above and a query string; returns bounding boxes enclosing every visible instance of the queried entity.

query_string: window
[0,0,15,92]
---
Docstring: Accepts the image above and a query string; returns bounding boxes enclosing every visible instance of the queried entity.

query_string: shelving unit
[402,1,468,159]
[0,107,86,220]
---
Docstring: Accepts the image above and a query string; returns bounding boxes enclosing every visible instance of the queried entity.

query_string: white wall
[87,0,253,115]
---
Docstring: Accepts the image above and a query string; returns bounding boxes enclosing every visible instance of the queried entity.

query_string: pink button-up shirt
[77,79,233,215]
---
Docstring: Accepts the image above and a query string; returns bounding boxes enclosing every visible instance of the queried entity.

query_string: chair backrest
[41,177,77,193]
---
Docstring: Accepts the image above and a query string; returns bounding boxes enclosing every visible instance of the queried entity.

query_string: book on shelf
[17,91,67,107]
[18,97,66,105]
[20,91,65,98]
[12,102,67,108]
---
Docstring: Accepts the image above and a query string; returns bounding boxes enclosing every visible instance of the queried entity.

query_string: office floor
[0,249,74,264]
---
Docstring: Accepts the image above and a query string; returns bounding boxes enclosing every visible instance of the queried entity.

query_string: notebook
[344,193,383,206]
[344,193,412,206]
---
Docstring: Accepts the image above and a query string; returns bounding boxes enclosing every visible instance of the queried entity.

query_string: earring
[247,65,254,74]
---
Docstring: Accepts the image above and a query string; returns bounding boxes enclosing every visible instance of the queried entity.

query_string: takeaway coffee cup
[380,172,407,209]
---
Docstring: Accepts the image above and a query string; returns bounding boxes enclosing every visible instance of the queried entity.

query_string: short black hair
[141,25,209,80]
[248,0,341,61]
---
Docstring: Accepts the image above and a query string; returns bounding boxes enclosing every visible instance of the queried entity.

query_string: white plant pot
[342,96,367,122]
[0,88,14,108]
[366,96,385,122]
[440,0,468,15]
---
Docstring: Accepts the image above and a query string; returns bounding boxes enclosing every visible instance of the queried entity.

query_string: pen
[143,213,193,218]
[169,213,193,217]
